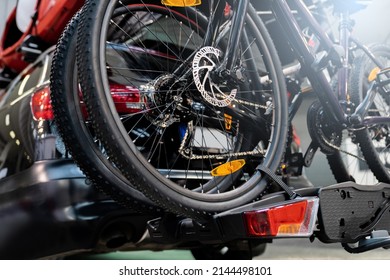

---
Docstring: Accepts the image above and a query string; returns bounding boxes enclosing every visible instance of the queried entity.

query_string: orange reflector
[368,67,381,82]
[161,0,201,7]
[244,197,319,237]
[210,159,245,177]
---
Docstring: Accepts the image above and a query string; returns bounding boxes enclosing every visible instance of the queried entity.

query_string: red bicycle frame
[0,0,83,73]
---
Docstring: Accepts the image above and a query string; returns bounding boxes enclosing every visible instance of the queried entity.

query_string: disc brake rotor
[192,46,237,107]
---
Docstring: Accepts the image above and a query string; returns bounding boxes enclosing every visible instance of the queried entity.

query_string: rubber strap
[257,165,299,200]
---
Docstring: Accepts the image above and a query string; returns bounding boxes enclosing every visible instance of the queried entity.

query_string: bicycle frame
[0,0,83,73]
[205,0,250,72]
[208,0,389,128]
[269,0,389,127]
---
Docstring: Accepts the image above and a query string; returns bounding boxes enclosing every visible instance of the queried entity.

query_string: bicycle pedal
[376,67,390,93]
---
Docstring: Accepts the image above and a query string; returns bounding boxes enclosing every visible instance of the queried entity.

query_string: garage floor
[73,238,390,260]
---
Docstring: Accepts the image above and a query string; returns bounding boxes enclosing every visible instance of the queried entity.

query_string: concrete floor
[76,238,390,260]
[256,238,390,260]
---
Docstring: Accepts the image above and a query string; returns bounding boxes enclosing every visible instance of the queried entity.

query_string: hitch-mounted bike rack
[147,181,390,254]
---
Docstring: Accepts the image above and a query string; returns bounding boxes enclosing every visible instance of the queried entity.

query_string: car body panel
[0,46,159,259]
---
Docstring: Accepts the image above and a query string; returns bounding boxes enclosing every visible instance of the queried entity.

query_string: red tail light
[77,83,143,119]
[110,83,143,114]
[31,83,141,122]
[244,197,319,237]
[224,3,232,17]
[31,86,54,121]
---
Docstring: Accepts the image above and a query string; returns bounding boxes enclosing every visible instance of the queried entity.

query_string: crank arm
[303,141,318,167]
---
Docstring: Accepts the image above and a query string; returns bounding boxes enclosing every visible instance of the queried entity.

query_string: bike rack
[147,181,390,254]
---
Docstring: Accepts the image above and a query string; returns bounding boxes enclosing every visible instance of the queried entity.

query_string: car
[0,46,162,259]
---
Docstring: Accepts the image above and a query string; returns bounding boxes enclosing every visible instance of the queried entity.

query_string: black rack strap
[257,165,299,200]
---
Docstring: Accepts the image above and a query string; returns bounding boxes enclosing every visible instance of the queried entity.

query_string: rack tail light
[244,197,319,238]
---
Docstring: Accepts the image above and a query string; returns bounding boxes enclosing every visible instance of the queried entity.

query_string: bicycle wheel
[77,0,288,219]
[350,44,390,183]
[326,131,373,184]
[50,11,160,213]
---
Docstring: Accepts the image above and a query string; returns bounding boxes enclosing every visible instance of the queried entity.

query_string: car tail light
[77,83,144,119]
[110,84,144,114]
[31,83,142,122]
[244,197,319,237]
[78,86,88,119]
[31,85,54,121]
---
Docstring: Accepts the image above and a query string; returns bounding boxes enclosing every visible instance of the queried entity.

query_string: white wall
[0,0,17,38]
[352,0,390,43]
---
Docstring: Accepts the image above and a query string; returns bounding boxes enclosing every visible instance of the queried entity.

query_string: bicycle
[74,0,390,220]
[0,0,83,88]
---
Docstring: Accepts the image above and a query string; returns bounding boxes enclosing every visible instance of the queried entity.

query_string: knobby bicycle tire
[50,11,160,213]
[77,0,288,220]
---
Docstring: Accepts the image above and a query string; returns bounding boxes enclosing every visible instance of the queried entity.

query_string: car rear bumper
[0,159,151,259]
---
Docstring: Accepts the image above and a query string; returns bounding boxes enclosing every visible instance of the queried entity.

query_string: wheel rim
[80,1,287,209]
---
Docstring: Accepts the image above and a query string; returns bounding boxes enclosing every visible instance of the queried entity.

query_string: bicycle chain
[321,131,366,162]
[176,94,366,163]
[178,127,265,160]
[178,97,269,160]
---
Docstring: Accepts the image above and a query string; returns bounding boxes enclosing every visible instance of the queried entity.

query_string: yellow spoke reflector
[210,159,245,177]
[161,0,201,7]
[368,67,381,82]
